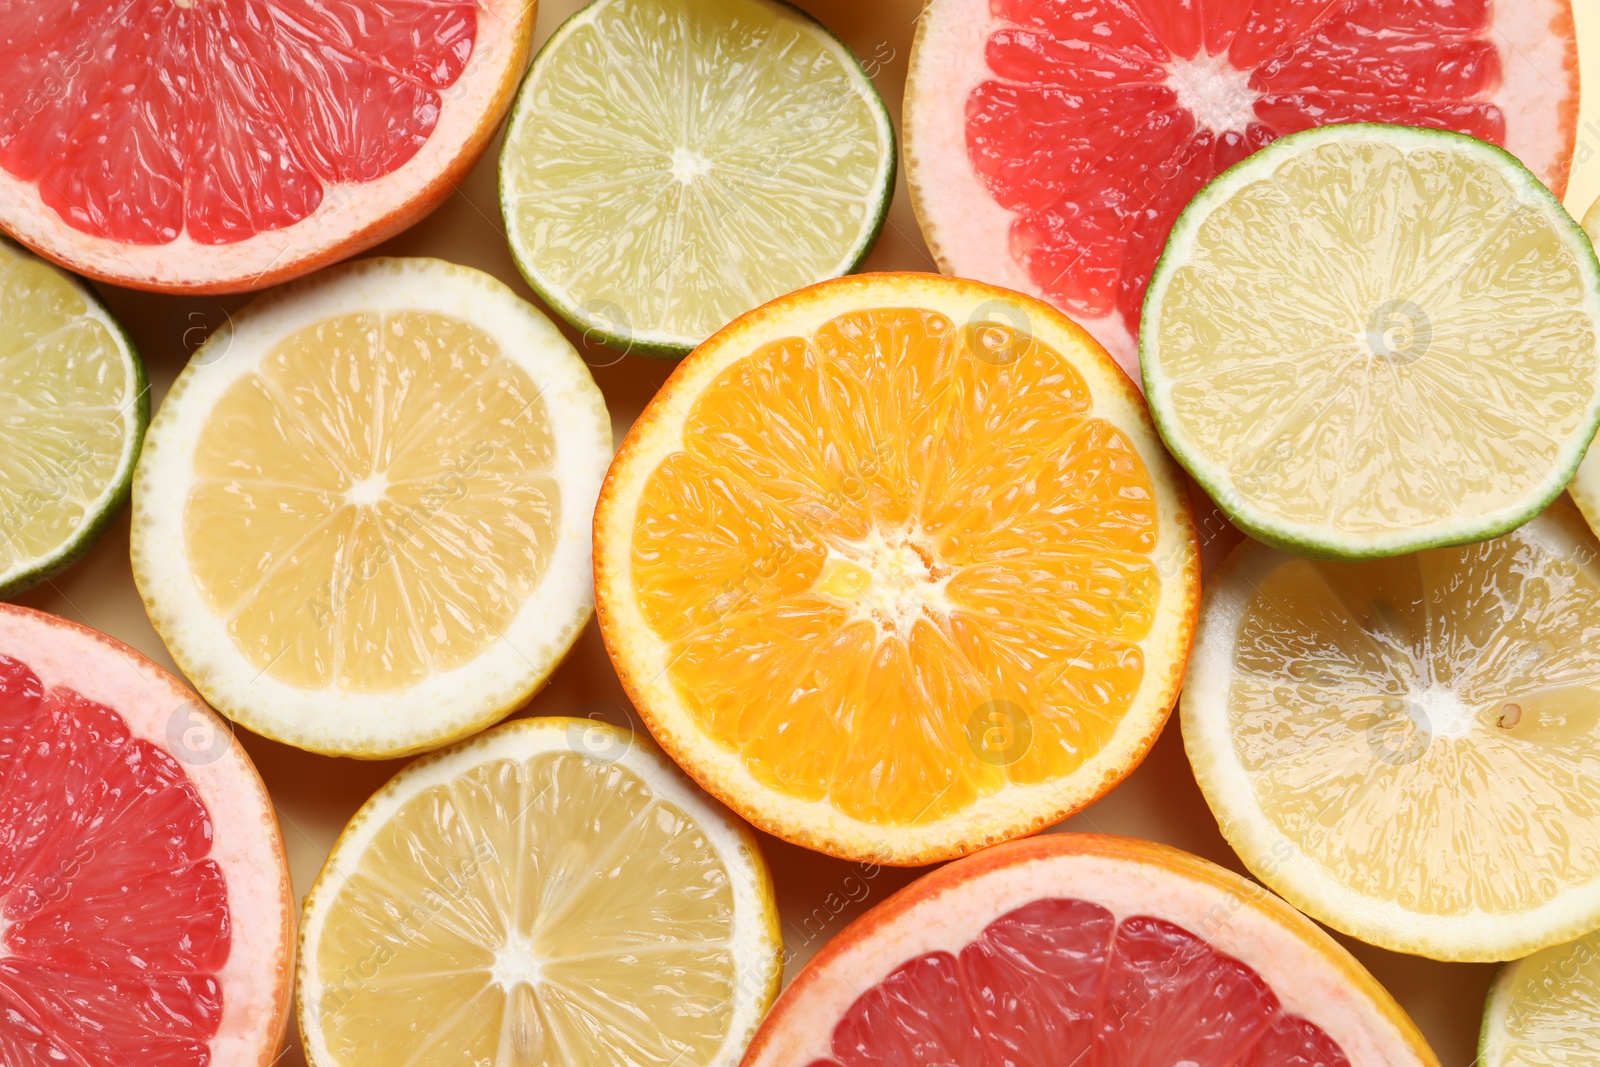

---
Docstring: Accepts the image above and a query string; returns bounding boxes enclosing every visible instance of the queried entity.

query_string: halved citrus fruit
[594,273,1198,865]
[1563,195,1600,539]
[131,257,612,758]
[0,0,534,293]
[904,0,1580,375]
[1185,499,1600,962]
[0,603,293,1066]
[1143,123,1600,560]
[1480,928,1600,1065]
[297,716,782,1067]
[0,236,146,597]
[499,0,895,356]
[743,834,1436,1066]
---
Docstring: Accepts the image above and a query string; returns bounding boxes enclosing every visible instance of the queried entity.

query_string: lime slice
[498,0,895,356]
[297,717,782,1067]
[0,238,146,597]
[1142,123,1600,560]
[1481,928,1600,1064]
[1184,499,1600,962]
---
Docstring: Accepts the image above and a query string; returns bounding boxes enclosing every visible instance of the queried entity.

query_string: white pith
[1167,51,1259,135]
[130,257,613,758]
[295,717,782,1067]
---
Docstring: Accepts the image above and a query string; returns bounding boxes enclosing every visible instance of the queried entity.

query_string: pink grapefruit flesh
[0,0,534,292]
[904,0,1580,377]
[743,835,1437,1067]
[0,604,292,1067]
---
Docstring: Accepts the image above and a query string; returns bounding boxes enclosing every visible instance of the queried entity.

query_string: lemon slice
[1481,928,1600,1064]
[1184,498,1600,962]
[297,717,783,1067]
[498,0,895,356]
[1143,123,1600,559]
[0,238,146,596]
[131,258,612,758]
[1561,196,1600,539]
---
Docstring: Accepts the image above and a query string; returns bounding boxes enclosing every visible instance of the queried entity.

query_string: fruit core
[1167,52,1258,136]
[816,527,952,635]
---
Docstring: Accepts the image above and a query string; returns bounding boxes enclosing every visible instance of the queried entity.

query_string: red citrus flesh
[0,0,474,245]
[0,607,292,1067]
[906,0,1579,374]
[744,835,1434,1067]
[804,899,1346,1066]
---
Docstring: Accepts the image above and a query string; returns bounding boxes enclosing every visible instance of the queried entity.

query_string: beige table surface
[15,2,1600,1063]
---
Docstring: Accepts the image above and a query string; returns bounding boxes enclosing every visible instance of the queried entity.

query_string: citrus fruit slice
[1185,499,1600,962]
[0,603,293,1067]
[297,716,782,1067]
[594,273,1199,865]
[0,237,146,597]
[131,257,612,758]
[498,0,895,356]
[743,834,1436,1066]
[0,1,534,293]
[1142,123,1600,560]
[904,0,1579,375]
[1480,928,1600,1065]
[1562,195,1600,539]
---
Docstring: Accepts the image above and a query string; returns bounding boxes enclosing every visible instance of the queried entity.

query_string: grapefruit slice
[594,273,1199,865]
[742,834,1437,1067]
[0,0,534,293]
[0,603,293,1067]
[904,0,1580,376]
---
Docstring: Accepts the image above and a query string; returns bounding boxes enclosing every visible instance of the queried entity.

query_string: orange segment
[597,274,1198,863]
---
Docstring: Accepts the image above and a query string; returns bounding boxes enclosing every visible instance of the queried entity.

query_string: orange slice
[594,274,1198,864]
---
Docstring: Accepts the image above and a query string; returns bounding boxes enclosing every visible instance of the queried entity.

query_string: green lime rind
[1141,123,1600,561]
[497,0,896,360]
[0,238,148,599]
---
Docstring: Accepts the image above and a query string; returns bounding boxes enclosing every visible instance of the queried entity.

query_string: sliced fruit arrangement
[905,0,1580,375]
[297,716,782,1067]
[1143,123,1600,560]
[1564,195,1600,539]
[1185,499,1600,962]
[0,237,145,597]
[596,273,1198,865]
[0,0,535,293]
[1481,928,1600,1065]
[499,0,895,355]
[0,603,293,1066]
[131,257,612,758]
[744,834,1436,1066]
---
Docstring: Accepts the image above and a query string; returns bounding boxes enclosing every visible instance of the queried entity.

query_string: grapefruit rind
[0,603,295,1067]
[0,1,535,294]
[1142,123,1600,561]
[1183,509,1600,962]
[497,0,896,357]
[902,0,1580,377]
[594,273,1199,866]
[0,238,148,597]
[130,257,612,758]
[741,834,1436,1067]
[296,716,783,1067]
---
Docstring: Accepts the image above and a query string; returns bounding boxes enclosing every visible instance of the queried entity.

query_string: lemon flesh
[1482,928,1600,1064]
[184,311,556,692]
[1186,500,1600,960]
[300,720,781,1067]
[1144,124,1600,559]
[0,240,144,594]
[499,0,895,354]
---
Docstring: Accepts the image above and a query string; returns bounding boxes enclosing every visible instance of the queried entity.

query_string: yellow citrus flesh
[599,275,1198,862]
[1146,127,1600,555]
[300,720,781,1067]
[1186,500,1600,959]
[183,311,557,692]
[1483,928,1600,1064]
[0,242,139,583]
